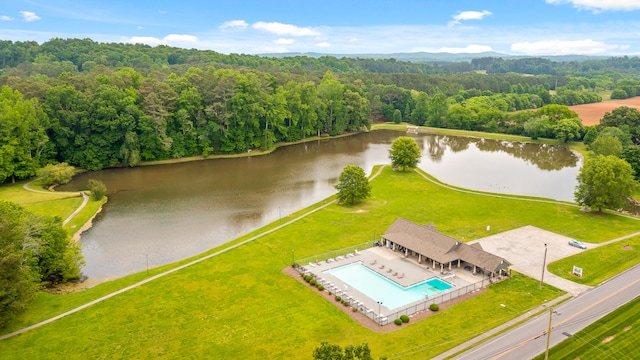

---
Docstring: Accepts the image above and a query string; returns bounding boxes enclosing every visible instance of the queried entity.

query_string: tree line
[3,38,640,185]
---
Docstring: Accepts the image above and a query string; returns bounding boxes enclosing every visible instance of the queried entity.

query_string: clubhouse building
[381,218,511,278]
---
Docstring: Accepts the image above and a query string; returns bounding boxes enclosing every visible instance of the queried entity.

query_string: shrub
[352,307,357,312]
[317,285,324,291]
[303,275,311,282]
[394,318,403,326]
[335,296,341,302]
[309,279,317,286]
[87,179,107,200]
[37,163,75,187]
[430,303,440,312]
[400,315,410,323]
[342,300,349,306]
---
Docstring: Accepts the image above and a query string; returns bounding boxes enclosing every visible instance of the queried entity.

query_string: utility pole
[545,306,553,360]
[540,243,547,288]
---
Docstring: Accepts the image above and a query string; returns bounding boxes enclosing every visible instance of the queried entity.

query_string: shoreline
[72,198,105,241]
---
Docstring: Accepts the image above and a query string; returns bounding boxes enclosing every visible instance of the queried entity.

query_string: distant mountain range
[258,51,611,63]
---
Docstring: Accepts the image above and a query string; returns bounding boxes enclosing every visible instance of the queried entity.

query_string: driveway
[469,225,591,296]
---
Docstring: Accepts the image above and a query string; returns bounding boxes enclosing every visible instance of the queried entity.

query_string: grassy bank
[533,296,640,360]
[1,166,639,359]
[0,179,105,237]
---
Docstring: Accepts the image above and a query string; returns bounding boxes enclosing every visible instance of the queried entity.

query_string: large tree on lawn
[389,136,421,171]
[574,155,638,212]
[335,165,371,205]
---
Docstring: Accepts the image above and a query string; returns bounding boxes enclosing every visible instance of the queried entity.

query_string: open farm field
[570,97,640,126]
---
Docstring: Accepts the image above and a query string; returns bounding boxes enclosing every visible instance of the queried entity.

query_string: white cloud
[252,21,321,37]
[449,10,492,26]
[546,0,640,12]
[164,34,198,43]
[137,26,144,30]
[126,36,165,46]
[274,38,295,45]
[20,11,41,22]
[124,34,199,47]
[511,39,619,55]
[315,42,331,48]
[220,20,248,30]
[1,15,14,21]
[437,45,494,53]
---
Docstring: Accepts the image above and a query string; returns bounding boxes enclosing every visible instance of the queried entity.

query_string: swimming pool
[324,261,454,310]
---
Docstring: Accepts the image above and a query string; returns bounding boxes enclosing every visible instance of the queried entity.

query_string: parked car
[568,239,587,249]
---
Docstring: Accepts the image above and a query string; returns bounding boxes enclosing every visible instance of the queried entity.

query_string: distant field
[570,97,640,126]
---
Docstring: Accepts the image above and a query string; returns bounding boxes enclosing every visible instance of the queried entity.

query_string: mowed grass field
[0,179,106,234]
[533,296,640,360]
[548,235,640,286]
[1,166,639,359]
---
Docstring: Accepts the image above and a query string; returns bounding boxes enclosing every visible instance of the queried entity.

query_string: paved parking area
[469,225,591,296]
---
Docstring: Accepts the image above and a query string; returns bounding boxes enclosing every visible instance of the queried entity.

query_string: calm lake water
[59,130,580,280]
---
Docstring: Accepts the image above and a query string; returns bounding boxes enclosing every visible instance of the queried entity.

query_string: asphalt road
[454,264,640,360]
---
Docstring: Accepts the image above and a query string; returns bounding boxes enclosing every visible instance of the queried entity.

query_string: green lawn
[548,235,640,286]
[0,179,106,238]
[1,166,639,359]
[533,296,640,360]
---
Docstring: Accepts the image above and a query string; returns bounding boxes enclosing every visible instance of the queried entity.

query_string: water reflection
[58,130,580,280]
[424,136,578,171]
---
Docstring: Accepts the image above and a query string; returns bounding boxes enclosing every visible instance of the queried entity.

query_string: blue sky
[2,0,640,55]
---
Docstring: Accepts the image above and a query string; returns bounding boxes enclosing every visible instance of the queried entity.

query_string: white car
[568,239,587,249]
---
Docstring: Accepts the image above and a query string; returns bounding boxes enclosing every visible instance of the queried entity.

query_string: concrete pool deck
[304,246,479,316]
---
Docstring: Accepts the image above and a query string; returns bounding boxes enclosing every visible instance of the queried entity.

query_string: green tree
[335,165,371,205]
[389,136,421,171]
[34,214,85,285]
[523,116,552,140]
[36,162,75,187]
[599,106,640,145]
[582,126,598,145]
[88,179,107,200]
[575,155,638,212]
[589,134,623,157]
[622,146,640,181]
[554,118,582,143]
[392,109,402,124]
[0,86,49,183]
[0,200,39,327]
[536,104,578,122]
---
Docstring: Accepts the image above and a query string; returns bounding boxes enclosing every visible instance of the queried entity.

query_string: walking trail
[22,179,90,226]
[0,165,387,341]
[2,165,637,342]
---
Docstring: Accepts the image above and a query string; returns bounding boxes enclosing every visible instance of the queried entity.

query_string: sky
[2,0,640,56]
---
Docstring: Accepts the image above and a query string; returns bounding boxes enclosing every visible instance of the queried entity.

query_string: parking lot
[469,225,592,296]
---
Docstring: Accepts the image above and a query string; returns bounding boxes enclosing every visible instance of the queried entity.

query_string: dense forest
[1,38,640,183]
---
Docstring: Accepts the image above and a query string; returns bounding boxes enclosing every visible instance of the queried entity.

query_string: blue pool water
[324,262,454,310]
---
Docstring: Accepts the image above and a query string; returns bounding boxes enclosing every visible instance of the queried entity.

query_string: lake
[59,130,580,280]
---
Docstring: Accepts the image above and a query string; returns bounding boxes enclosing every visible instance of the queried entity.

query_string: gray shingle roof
[382,218,511,272]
